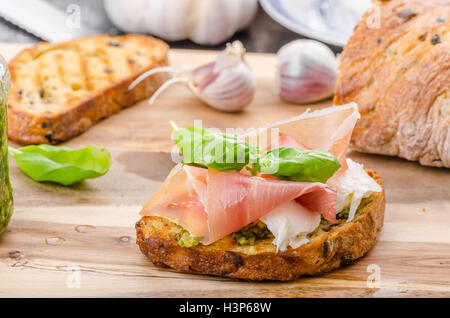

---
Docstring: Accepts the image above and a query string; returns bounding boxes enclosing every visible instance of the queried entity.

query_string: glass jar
[0,55,13,235]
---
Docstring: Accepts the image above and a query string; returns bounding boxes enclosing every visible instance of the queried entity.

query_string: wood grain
[0,43,449,298]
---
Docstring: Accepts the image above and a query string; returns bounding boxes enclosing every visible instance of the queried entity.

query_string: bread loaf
[334,0,449,168]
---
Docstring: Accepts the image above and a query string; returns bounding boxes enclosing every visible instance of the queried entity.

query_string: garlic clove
[128,40,255,112]
[277,40,338,104]
[190,62,218,92]
[214,40,246,71]
[191,61,255,112]
[188,41,256,112]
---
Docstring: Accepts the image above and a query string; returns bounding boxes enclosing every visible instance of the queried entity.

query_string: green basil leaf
[259,147,340,183]
[9,145,111,186]
[170,122,340,181]
[246,143,261,176]
[171,121,250,172]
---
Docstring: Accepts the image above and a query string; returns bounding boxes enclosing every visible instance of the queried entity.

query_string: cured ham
[241,103,360,171]
[141,164,336,244]
[268,132,309,150]
[140,164,208,237]
[203,168,335,244]
[140,103,360,246]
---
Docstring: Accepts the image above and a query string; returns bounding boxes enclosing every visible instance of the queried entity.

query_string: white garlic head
[277,39,338,104]
[104,0,258,45]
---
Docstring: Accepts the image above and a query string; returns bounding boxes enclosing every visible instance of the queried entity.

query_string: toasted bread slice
[8,34,169,144]
[136,170,385,281]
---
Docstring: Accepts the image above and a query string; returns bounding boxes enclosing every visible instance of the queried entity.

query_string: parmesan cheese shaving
[261,200,321,251]
[327,159,382,221]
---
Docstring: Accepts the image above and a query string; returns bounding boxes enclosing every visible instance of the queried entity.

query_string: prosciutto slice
[268,132,310,150]
[241,103,360,171]
[140,165,208,237]
[140,103,360,245]
[202,168,334,244]
[141,165,336,244]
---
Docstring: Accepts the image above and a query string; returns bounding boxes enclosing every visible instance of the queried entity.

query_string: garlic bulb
[129,41,256,112]
[104,0,258,45]
[277,40,338,104]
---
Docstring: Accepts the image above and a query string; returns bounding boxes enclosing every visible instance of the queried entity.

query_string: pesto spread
[178,232,200,247]
[232,220,273,246]
[0,56,13,235]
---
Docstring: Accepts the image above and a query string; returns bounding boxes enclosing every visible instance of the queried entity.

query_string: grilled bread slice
[8,34,169,144]
[136,170,385,281]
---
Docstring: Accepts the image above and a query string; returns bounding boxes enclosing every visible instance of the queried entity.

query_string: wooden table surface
[0,43,449,298]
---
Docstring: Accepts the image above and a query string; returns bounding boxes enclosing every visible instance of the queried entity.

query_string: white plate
[260,0,371,46]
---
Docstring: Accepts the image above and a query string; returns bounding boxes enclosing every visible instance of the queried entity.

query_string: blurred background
[0,0,372,54]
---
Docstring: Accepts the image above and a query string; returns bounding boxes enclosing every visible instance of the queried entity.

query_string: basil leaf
[9,145,111,186]
[170,122,339,181]
[171,121,250,172]
[246,143,261,176]
[259,147,340,183]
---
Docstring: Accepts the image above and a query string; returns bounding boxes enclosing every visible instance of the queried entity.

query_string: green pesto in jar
[0,56,13,235]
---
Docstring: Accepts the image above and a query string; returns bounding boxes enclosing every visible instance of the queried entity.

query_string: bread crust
[136,170,385,281]
[7,34,169,144]
[334,0,449,168]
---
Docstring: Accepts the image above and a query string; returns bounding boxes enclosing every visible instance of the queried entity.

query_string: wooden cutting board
[0,43,449,298]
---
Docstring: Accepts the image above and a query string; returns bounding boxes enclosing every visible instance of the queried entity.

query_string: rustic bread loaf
[8,34,169,144]
[334,0,449,167]
[136,170,385,281]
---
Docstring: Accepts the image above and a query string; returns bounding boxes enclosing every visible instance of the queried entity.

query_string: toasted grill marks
[96,47,115,84]
[55,53,67,86]
[34,59,43,97]
[7,34,169,144]
[137,170,386,281]
[334,0,450,167]
[79,49,91,92]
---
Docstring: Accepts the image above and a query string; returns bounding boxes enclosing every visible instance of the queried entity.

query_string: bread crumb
[421,208,426,213]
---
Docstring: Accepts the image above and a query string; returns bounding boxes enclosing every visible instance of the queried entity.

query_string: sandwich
[136,103,385,281]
